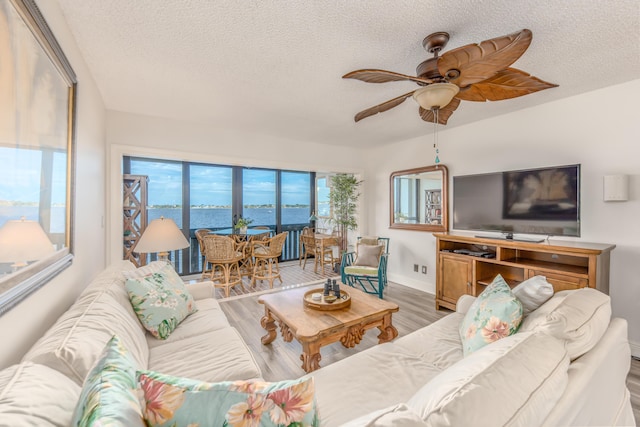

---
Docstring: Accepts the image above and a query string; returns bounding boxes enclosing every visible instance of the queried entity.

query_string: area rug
[183,260,339,301]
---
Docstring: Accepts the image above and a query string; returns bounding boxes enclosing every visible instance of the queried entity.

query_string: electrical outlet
[421,265,427,274]
[414,264,419,272]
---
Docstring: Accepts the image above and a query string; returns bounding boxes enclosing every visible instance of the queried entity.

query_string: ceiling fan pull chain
[434,109,440,164]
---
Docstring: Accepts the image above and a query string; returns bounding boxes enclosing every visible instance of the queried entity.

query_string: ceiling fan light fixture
[412,83,460,110]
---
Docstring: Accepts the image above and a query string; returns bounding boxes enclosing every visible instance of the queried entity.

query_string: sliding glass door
[242,169,276,228]
[124,157,315,275]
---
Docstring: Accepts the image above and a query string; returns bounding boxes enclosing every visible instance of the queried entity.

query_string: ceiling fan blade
[419,98,461,125]
[456,68,558,102]
[438,29,533,87]
[354,91,416,122]
[343,69,433,85]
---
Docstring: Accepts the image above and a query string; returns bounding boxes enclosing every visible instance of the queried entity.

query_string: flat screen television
[453,164,580,240]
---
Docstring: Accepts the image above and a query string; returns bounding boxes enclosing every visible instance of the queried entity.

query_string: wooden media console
[434,232,615,311]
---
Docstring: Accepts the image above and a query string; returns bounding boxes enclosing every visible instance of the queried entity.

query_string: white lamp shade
[412,83,460,110]
[134,217,189,254]
[0,218,55,263]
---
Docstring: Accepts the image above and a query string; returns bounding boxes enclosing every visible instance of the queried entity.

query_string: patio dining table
[211,228,273,239]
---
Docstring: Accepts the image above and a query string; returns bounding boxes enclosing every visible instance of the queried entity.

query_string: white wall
[105,111,367,264]
[0,1,108,368]
[367,79,640,355]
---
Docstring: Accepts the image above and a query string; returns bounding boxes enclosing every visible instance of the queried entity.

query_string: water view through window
[124,157,318,273]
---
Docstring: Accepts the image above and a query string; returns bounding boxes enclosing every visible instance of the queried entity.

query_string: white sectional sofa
[0,260,262,426]
[0,260,636,426]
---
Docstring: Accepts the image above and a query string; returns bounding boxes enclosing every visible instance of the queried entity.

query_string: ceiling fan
[343,29,558,125]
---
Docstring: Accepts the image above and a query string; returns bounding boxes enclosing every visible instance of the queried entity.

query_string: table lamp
[134,216,189,263]
[0,217,55,272]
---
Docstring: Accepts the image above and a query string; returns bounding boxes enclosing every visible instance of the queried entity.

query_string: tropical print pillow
[71,335,145,426]
[125,262,197,339]
[459,274,523,356]
[137,370,320,427]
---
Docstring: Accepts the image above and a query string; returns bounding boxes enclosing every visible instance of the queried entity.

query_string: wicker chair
[249,226,272,242]
[195,229,212,279]
[235,240,254,280]
[300,233,333,273]
[298,226,314,265]
[251,231,288,289]
[202,235,246,297]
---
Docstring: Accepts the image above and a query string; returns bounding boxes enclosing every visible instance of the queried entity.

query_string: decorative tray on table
[303,288,351,311]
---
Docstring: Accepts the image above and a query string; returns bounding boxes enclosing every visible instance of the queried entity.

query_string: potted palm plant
[329,173,362,255]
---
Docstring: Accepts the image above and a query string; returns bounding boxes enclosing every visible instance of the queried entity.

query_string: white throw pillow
[519,287,611,360]
[407,332,569,427]
[512,275,554,315]
[354,244,384,267]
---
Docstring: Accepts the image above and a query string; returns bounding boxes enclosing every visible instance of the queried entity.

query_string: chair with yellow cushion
[341,236,389,299]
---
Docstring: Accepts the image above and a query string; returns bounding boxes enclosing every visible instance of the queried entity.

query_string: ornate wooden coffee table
[258,285,399,373]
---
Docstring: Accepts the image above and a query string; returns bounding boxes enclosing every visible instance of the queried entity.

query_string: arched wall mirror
[389,165,448,232]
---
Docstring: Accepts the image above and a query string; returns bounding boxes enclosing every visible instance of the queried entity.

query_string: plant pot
[240,226,248,234]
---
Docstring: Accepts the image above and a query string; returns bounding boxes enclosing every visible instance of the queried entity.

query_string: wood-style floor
[219,280,640,421]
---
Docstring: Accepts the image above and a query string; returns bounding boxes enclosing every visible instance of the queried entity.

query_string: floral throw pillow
[137,370,319,426]
[71,335,145,426]
[125,262,197,339]
[459,274,523,356]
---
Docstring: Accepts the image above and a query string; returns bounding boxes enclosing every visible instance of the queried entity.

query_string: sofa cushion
[407,332,570,427]
[71,336,144,427]
[343,265,378,276]
[512,275,554,315]
[22,285,149,385]
[0,362,80,427]
[148,327,262,382]
[459,274,523,356]
[393,312,464,370]
[79,259,136,299]
[137,371,317,426]
[519,287,611,360]
[145,298,230,349]
[309,343,443,425]
[341,403,428,427]
[125,262,197,340]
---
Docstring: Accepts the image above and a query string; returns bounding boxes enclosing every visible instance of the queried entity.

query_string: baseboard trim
[387,273,435,295]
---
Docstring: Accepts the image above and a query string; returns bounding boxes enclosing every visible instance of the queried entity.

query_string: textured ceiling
[53,0,640,148]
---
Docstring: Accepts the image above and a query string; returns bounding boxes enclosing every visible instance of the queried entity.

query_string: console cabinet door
[438,254,472,308]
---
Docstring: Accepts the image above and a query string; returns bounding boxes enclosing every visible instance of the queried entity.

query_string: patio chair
[195,228,212,279]
[341,237,390,299]
[250,226,272,242]
[298,226,314,265]
[300,233,333,274]
[235,239,254,280]
[251,231,288,289]
[202,235,246,297]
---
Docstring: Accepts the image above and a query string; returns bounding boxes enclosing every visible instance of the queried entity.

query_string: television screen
[453,164,580,238]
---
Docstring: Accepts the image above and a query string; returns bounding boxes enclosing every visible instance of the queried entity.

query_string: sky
[0,147,67,204]
[130,160,312,206]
